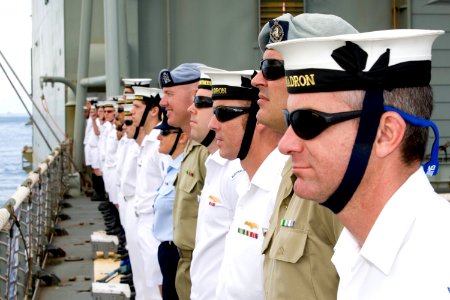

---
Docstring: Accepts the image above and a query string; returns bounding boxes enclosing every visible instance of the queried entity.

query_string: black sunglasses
[213,106,251,122]
[283,108,362,140]
[194,96,213,108]
[260,59,285,81]
[160,129,181,136]
[124,119,133,126]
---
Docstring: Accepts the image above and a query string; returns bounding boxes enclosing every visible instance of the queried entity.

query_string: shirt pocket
[178,174,198,194]
[268,227,307,263]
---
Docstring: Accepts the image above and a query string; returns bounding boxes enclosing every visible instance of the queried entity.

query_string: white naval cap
[198,66,226,90]
[132,86,162,100]
[267,29,444,93]
[205,70,259,101]
[122,78,152,87]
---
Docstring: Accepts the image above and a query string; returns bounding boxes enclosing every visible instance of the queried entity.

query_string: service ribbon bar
[237,227,259,239]
[280,219,295,228]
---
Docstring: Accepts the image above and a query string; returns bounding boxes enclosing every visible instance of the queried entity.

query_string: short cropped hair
[383,86,433,164]
[340,86,433,165]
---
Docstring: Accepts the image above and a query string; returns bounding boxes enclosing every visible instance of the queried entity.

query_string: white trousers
[137,212,163,287]
[124,198,161,300]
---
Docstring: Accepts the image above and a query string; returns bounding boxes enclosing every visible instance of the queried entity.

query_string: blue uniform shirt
[153,153,184,242]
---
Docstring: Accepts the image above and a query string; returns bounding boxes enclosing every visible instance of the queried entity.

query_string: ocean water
[0,114,32,206]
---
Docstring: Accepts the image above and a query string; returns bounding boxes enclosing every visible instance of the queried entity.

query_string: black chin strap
[322,89,385,213]
[237,100,259,160]
[200,130,215,147]
[138,103,153,128]
[133,126,141,140]
[134,101,157,140]
[169,131,182,156]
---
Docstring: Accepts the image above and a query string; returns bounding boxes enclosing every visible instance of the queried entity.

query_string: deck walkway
[35,189,108,300]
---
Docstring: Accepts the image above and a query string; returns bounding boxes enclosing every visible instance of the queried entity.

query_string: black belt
[161,241,176,247]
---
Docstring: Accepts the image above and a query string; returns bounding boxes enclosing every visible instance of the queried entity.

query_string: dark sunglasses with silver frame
[194,96,213,108]
[160,129,181,137]
[123,119,133,126]
[283,108,361,140]
[260,59,285,81]
[213,106,252,122]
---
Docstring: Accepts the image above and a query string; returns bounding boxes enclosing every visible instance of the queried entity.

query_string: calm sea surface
[0,114,32,205]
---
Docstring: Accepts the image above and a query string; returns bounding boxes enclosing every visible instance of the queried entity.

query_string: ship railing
[0,142,71,300]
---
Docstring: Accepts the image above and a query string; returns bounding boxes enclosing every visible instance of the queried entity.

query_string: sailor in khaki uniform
[159,63,209,300]
[251,13,358,300]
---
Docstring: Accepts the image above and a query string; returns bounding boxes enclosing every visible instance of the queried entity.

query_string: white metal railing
[0,142,71,300]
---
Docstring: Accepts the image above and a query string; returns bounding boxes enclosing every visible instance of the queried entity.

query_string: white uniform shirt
[88,118,102,169]
[216,148,288,300]
[88,118,101,147]
[120,139,140,199]
[332,168,450,300]
[104,126,119,168]
[84,118,93,165]
[99,121,112,170]
[134,129,171,215]
[84,118,93,145]
[190,152,245,300]
[103,126,119,202]
[114,135,130,192]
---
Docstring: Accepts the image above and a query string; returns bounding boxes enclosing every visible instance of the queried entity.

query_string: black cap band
[198,78,212,90]
[285,42,431,94]
[212,85,259,101]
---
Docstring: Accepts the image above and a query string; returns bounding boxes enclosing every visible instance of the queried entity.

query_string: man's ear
[374,111,406,158]
[149,106,159,117]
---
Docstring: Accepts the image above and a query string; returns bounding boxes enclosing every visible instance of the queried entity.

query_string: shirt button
[278,247,284,255]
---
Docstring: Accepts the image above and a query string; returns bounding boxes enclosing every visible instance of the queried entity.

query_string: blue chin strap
[384,105,440,176]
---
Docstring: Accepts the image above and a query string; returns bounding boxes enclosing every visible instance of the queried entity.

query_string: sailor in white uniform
[89,101,107,201]
[131,86,170,300]
[188,69,245,300]
[102,97,120,204]
[84,97,96,167]
[115,95,134,222]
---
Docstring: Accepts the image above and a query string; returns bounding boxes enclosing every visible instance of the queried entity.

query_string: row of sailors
[83,11,450,300]
[81,13,350,300]
[84,8,450,300]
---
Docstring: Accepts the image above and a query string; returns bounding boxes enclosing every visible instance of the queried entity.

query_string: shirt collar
[168,152,184,172]
[335,168,430,275]
[251,148,288,191]
[206,150,229,167]
[183,139,203,157]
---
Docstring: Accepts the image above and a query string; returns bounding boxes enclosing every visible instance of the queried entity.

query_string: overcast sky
[0,0,32,114]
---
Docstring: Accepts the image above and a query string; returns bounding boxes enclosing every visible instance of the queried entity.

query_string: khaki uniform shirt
[262,158,343,300]
[173,139,208,300]
[173,139,209,250]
